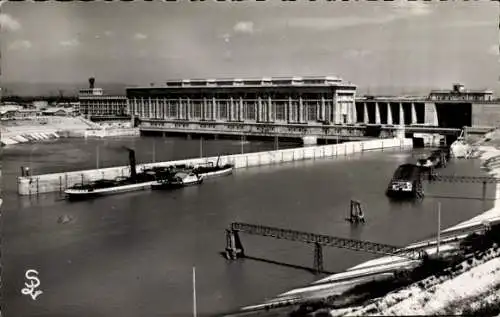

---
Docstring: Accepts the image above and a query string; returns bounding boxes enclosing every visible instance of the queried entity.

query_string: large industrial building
[356,84,499,129]
[78,78,129,119]
[126,76,357,125]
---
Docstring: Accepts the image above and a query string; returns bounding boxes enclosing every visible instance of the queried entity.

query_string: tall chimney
[89,77,95,89]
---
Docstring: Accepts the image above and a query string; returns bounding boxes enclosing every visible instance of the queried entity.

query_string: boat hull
[151,178,203,190]
[198,167,233,179]
[65,181,155,200]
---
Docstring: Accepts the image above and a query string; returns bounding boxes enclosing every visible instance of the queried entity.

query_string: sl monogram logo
[21,269,43,300]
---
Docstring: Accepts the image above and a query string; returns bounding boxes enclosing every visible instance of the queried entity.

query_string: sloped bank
[240,132,500,315]
[17,137,412,196]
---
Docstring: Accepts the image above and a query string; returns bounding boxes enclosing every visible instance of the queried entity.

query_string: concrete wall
[84,128,139,138]
[17,138,413,196]
[472,102,500,128]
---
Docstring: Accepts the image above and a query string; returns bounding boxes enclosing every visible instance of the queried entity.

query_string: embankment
[242,131,500,313]
[17,137,412,196]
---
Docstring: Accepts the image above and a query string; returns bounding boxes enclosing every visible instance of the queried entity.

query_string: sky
[1,0,499,95]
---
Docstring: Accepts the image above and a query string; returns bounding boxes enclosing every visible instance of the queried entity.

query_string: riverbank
[16,137,412,195]
[240,132,500,315]
[1,117,139,145]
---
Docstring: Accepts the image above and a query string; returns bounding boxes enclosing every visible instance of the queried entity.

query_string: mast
[192,267,197,317]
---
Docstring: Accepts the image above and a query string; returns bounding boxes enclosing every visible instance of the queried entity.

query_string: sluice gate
[224,222,425,275]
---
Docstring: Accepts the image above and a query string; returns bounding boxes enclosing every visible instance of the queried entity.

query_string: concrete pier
[17,138,413,196]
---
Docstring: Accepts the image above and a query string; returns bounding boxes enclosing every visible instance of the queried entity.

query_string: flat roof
[128,76,355,90]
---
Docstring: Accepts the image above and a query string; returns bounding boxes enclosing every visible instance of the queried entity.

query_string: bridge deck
[231,222,423,260]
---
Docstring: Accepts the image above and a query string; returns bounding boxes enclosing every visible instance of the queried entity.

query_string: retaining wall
[17,138,413,196]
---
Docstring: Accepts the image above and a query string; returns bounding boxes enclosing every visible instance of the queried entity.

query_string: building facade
[429,83,494,102]
[79,88,128,117]
[127,76,357,125]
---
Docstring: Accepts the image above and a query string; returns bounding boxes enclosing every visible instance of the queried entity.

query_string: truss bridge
[224,222,425,274]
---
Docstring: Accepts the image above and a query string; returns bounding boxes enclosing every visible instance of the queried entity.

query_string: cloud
[104,30,114,37]
[8,39,32,51]
[134,33,147,40]
[488,44,498,56]
[233,21,254,34]
[284,1,432,32]
[60,38,80,47]
[343,49,372,59]
[0,13,21,32]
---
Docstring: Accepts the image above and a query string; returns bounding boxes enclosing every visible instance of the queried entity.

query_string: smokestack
[126,148,137,181]
[89,77,95,89]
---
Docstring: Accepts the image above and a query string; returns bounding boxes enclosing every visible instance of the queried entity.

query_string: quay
[16,137,412,196]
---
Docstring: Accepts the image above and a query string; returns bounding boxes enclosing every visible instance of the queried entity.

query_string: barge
[65,147,155,200]
[386,163,424,199]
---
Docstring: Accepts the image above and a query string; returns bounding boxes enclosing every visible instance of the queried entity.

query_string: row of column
[359,102,418,125]
[132,96,357,124]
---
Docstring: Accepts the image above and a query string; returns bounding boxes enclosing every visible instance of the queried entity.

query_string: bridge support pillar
[363,103,369,124]
[387,103,393,125]
[375,102,381,124]
[313,242,324,274]
[225,229,245,260]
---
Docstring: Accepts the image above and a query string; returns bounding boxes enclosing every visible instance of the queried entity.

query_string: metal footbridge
[224,222,425,274]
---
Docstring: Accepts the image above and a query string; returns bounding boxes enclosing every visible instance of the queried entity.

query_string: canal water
[1,136,494,317]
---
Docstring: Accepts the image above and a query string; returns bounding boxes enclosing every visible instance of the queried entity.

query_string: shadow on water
[218,252,337,276]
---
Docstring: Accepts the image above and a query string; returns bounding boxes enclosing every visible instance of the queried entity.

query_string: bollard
[36,178,39,196]
[59,176,62,193]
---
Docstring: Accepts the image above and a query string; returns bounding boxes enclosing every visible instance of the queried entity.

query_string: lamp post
[437,202,441,256]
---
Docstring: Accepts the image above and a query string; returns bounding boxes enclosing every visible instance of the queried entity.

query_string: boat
[65,147,156,200]
[193,156,233,179]
[386,163,423,199]
[450,128,472,158]
[151,171,204,190]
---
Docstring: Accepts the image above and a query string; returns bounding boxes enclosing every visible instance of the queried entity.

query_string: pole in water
[437,202,441,256]
[482,181,487,200]
[199,136,203,158]
[152,139,156,163]
[241,135,244,154]
[192,267,197,317]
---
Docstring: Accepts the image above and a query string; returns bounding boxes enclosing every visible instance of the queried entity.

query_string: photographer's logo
[21,269,43,300]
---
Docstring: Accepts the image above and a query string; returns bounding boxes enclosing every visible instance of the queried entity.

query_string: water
[1,136,494,317]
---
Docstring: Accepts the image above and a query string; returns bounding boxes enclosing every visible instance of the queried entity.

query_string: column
[228,97,233,121]
[268,97,273,122]
[399,103,404,125]
[203,98,208,120]
[212,97,217,121]
[411,103,417,124]
[352,101,357,124]
[239,97,243,121]
[257,97,262,122]
[424,102,438,126]
[186,97,191,120]
[148,97,153,118]
[321,96,326,121]
[299,96,304,123]
[375,102,381,124]
[288,97,292,123]
[387,103,393,125]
